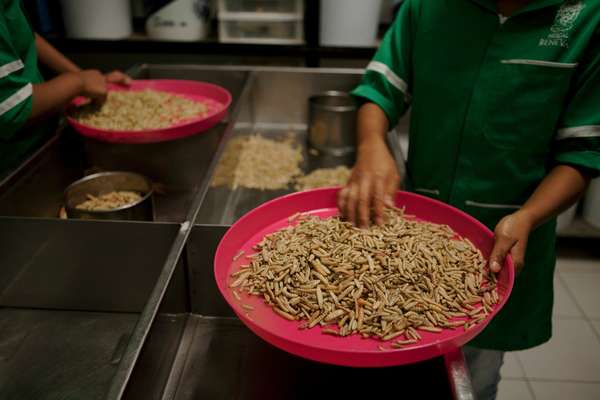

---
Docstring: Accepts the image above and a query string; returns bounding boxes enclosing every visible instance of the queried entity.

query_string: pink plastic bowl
[214,188,514,367]
[66,79,232,144]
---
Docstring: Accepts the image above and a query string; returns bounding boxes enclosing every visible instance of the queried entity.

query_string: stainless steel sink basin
[0,217,179,400]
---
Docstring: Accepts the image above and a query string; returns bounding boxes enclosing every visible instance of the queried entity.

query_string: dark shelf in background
[46,35,377,68]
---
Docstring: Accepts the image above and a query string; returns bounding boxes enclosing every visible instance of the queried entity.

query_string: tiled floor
[497,256,600,400]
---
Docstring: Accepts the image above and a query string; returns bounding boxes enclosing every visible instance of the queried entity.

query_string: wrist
[66,71,85,93]
[67,63,82,73]
[515,208,537,230]
[358,135,387,154]
[357,140,389,164]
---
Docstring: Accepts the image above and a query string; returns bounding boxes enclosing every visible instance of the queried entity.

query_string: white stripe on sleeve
[366,61,411,102]
[0,83,33,117]
[556,125,600,140]
[0,60,24,79]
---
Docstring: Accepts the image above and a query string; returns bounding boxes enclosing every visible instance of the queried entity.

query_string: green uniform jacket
[0,0,45,173]
[353,0,600,351]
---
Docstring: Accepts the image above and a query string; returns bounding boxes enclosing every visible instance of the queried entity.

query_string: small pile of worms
[229,208,500,348]
[211,134,353,191]
[75,191,142,211]
[211,134,303,190]
[294,166,352,191]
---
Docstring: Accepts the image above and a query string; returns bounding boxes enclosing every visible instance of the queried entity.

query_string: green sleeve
[552,28,600,176]
[351,0,416,127]
[0,7,34,140]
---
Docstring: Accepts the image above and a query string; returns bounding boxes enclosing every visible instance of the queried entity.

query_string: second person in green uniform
[339,1,600,399]
[0,0,130,175]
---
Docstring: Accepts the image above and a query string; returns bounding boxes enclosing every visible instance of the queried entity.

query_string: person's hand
[489,210,534,274]
[78,69,108,103]
[338,139,400,228]
[105,70,131,86]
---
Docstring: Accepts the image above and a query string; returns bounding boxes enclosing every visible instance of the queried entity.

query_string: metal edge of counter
[128,62,367,76]
[0,131,62,194]
[105,68,257,400]
[444,349,475,400]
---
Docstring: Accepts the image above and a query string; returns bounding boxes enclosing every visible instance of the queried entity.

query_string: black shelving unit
[45,35,377,67]
[33,0,381,69]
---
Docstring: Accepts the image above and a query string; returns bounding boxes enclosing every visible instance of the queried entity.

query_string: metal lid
[309,91,357,112]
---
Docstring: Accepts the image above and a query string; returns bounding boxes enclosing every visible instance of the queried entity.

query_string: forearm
[35,33,80,74]
[31,72,82,119]
[356,102,390,154]
[520,164,591,228]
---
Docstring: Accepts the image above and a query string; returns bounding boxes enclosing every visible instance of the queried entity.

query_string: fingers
[339,172,398,227]
[344,183,359,226]
[372,178,386,226]
[490,212,533,274]
[338,156,399,227]
[337,186,349,215]
[105,70,132,86]
[91,89,108,105]
[357,178,372,228]
[79,70,108,104]
[489,232,517,273]
[94,82,108,104]
[384,172,400,208]
[105,70,132,85]
[510,236,528,273]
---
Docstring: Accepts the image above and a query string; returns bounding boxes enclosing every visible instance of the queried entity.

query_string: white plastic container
[583,178,600,229]
[219,14,304,44]
[319,0,383,47]
[60,0,132,39]
[146,0,210,41]
[219,0,303,15]
[556,203,578,233]
[217,0,304,44]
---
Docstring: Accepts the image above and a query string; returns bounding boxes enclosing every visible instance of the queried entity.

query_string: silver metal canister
[64,171,154,221]
[308,91,357,156]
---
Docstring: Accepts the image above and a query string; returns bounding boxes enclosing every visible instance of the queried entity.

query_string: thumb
[106,71,132,85]
[489,234,516,273]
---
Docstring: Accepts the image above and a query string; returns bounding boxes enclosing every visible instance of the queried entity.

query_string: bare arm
[356,102,390,150]
[35,33,131,85]
[490,165,590,272]
[338,102,401,227]
[31,70,108,121]
[26,34,129,122]
[31,72,82,119]
[35,33,80,74]
[521,165,589,226]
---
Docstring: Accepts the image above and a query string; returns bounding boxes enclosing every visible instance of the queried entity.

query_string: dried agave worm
[229,207,500,348]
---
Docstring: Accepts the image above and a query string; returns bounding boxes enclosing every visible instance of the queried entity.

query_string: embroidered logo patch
[539,1,585,48]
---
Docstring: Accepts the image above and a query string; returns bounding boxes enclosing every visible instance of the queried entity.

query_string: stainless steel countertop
[0,64,474,400]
